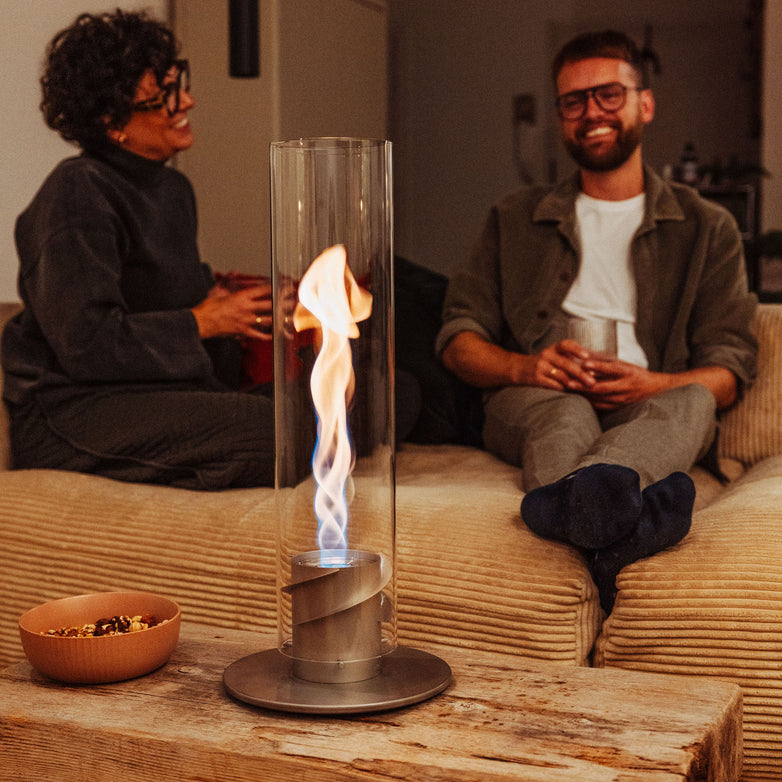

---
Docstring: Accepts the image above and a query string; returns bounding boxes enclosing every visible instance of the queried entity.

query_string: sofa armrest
[0,303,23,472]
[719,303,782,466]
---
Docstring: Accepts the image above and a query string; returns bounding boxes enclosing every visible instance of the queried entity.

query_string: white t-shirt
[563,192,649,368]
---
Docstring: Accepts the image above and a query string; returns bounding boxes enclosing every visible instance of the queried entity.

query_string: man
[435,30,757,612]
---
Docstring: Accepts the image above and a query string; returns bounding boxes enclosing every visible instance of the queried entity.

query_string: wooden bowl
[18,591,181,684]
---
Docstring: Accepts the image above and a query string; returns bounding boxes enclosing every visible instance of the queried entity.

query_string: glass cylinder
[270,138,395,684]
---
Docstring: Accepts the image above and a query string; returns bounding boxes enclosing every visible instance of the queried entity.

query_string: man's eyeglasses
[555,82,644,121]
[133,60,190,117]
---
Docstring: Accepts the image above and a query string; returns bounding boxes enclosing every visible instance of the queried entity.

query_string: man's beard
[564,117,644,172]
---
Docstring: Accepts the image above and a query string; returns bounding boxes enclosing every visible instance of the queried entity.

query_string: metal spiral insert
[283,549,391,683]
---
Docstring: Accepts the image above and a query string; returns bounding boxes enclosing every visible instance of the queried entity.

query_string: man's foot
[589,471,695,613]
[521,463,642,549]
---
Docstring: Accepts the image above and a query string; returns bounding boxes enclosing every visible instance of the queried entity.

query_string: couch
[2,299,782,781]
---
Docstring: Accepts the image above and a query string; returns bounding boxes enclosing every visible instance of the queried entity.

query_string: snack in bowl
[45,614,165,637]
[18,591,181,684]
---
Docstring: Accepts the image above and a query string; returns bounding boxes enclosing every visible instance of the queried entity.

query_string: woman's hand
[191,282,273,340]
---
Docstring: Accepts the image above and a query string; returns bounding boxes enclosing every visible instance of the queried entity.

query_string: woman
[1,10,274,489]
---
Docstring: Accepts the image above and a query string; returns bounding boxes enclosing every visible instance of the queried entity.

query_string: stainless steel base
[223,646,451,714]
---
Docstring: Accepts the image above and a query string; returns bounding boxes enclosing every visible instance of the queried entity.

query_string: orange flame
[293,245,372,551]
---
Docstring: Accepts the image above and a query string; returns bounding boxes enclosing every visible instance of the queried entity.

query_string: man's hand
[442,331,737,410]
[570,358,669,409]
[191,282,273,340]
[442,332,597,389]
[536,339,599,390]
[571,355,738,411]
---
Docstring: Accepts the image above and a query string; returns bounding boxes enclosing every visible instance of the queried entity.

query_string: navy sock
[521,463,642,549]
[589,471,695,614]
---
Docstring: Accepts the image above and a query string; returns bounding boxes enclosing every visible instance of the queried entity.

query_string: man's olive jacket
[437,165,758,395]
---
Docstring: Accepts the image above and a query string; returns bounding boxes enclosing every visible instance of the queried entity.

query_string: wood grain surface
[0,624,742,781]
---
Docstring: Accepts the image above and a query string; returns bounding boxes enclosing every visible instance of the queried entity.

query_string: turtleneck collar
[85,142,171,185]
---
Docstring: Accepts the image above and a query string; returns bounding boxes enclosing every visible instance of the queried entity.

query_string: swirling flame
[293,245,372,551]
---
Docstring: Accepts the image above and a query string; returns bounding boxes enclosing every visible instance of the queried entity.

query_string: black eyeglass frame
[555,81,644,121]
[132,59,190,117]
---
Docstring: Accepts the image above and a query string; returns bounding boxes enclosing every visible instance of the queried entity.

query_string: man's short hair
[552,30,645,87]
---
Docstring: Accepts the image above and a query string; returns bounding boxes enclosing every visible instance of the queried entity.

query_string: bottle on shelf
[680,142,699,185]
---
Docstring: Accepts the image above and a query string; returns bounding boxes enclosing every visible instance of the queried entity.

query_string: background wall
[173,0,388,278]
[0,0,169,302]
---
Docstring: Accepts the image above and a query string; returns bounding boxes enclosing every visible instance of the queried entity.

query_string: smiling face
[556,57,654,173]
[110,66,195,161]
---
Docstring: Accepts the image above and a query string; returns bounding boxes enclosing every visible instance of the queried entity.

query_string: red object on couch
[213,271,313,387]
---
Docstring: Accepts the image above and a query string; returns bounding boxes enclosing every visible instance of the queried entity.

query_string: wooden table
[0,624,742,781]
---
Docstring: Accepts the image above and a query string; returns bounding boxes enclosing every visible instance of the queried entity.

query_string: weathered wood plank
[0,624,742,781]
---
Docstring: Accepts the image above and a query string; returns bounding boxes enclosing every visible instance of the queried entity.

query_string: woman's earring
[110,131,128,144]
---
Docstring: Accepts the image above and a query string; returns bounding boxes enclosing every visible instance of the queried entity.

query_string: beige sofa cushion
[719,303,782,467]
[395,445,601,664]
[0,445,602,669]
[595,456,782,781]
[0,469,279,667]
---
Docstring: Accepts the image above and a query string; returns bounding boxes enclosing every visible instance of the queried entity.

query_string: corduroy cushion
[0,444,602,669]
[595,457,782,781]
[395,444,601,664]
[719,304,782,467]
[0,469,279,668]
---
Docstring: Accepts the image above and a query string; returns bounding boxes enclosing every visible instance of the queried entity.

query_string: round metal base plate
[223,646,452,714]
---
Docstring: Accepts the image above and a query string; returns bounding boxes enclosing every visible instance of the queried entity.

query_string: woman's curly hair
[40,9,180,150]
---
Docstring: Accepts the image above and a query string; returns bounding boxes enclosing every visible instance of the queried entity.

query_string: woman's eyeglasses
[133,60,190,117]
[555,82,643,121]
